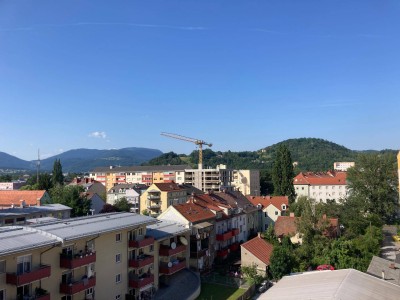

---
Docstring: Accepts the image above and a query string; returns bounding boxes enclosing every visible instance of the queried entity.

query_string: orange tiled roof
[174,202,216,223]
[154,182,186,192]
[247,196,289,210]
[293,171,347,186]
[0,190,47,207]
[241,236,274,265]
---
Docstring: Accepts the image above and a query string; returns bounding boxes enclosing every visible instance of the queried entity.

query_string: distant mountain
[0,147,163,173]
[145,138,397,172]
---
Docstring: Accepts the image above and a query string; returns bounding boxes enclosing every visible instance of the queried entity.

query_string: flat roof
[92,165,191,173]
[32,212,157,242]
[147,220,189,241]
[0,204,71,217]
[261,269,400,300]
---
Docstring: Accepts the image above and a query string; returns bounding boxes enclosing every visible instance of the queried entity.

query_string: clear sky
[0,1,399,160]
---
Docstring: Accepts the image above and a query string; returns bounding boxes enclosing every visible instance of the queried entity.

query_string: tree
[114,197,133,212]
[269,240,295,279]
[52,159,64,186]
[241,264,264,285]
[272,144,296,203]
[49,185,90,217]
[346,153,399,223]
[260,169,274,195]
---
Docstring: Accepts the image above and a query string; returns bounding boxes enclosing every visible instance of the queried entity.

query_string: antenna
[36,149,40,185]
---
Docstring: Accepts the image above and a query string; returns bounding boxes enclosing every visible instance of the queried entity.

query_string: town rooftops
[293,171,347,186]
[153,182,187,192]
[147,220,189,241]
[260,269,400,300]
[0,190,48,207]
[31,212,156,241]
[91,164,191,173]
[108,183,148,193]
[247,196,289,210]
[241,235,274,265]
[173,202,216,223]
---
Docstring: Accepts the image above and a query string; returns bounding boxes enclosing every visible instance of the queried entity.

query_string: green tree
[272,145,296,203]
[240,264,264,285]
[260,169,274,195]
[49,185,90,217]
[114,197,133,212]
[52,159,64,186]
[346,153,399,223]
[269,241,295,279]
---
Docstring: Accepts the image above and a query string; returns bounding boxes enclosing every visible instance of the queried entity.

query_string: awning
[194,221,213,229]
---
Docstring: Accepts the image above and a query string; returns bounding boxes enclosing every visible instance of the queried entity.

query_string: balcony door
[16,255,31,275]
[16,284,31,300]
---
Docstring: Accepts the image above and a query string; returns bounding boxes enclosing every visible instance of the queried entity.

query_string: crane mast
[160,132,212,169]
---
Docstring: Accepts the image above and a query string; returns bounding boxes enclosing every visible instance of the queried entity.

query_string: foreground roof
[261,269,400,300]
[0,190,48,207]
[367,256,400,286]
[147,220,189,241]
[241,236,274,265]
[294,171,347,186]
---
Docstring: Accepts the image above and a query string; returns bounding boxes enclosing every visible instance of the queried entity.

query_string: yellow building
[140,183,188,217]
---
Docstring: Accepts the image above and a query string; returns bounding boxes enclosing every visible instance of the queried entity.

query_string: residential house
[247,196,289,231]
[333,162,355,171]
[241,234,274,276]
[0,181,26,190]
[140,183,188,217]
[293,171,348,203]
[0,190,52,208]
[107,184,148,213]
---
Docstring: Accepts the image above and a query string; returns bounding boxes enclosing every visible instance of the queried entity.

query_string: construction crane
[161,132,212,169]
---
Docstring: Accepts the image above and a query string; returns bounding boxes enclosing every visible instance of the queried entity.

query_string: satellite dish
[171,242,177,249]
[168,262,172,268]
[180,236,188,246]
[196,234,201,239]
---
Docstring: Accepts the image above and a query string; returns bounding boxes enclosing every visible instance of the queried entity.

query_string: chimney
[382,270,385,280]
[257,232,262,238]
[290,212,295,217]
[389,263,396,269]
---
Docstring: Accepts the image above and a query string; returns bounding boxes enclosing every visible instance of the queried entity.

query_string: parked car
[258,280,271,293]
[392,235,400,242]
[317,264,335,271]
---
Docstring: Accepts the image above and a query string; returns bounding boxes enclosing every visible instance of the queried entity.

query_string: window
[149,245,154,252]
[0,289,5,300]
[116,233,121,242]
[264,212,267,217]
[275,211,278,216]
[17,255,31,274]
[115,295,121,300]
[138,228,144,236]
[116,254,121,263]
[116,274,121,283]
[0,261,5,274]
[86,287,94,296]
[61,296,72,300]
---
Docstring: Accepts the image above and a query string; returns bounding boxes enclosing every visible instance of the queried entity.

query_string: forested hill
[143,138,397,172]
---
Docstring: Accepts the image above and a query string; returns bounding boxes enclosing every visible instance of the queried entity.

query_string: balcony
[216,231,233,241]
[147,194,160,200]
[128,274,154,289]
[190,249,208,259]
[159,244,186,257]
[229,242,240,252]
[129,236,154,248]
[231,228,240,236]
[60,276,96,295]
[216,248,229,258]
[60,252,96,269]
[6,265,51,286]
[33,293,51,300]
[147,203,161,210]
[129,255,154,268]
[159,259,186,275]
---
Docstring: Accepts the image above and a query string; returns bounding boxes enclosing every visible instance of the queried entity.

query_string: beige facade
[333,162,355,171]
[241,247,268,275]
[232,170,260,196]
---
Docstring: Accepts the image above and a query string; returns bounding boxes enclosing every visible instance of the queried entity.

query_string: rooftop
[146,220,189,241]
[247,195,289,210]
[294,171,347,186]
[173,202,216,223]
[241,235,274,265]
[0,190,48,207]
[0,203,71,217]
[367,256,400,286]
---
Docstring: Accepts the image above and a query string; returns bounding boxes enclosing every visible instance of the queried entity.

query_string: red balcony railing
[159,260,186,275]
[129,236,154,248]
[128,275,154,289]
[216,231,233,241]
[229,242,240,252]
[190,249,208,259]
[129,255,154,268]
[231,228,240,236]
[60,252,96,269]
[159,244,186,256]
[60,276,96,295]
[6,265,51,286]
[217,249,229,258]
[35,293,50,300]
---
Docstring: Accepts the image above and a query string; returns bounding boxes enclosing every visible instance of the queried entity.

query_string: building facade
[333,162,355,171]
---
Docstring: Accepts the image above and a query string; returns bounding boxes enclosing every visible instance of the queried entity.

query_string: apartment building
[0,181,26,191]
[231,170,260,196]
[107,184,148,213]
[181,164,233,192]
[139,183,188,217]
[333,162,355,172]
[293,171,348,203]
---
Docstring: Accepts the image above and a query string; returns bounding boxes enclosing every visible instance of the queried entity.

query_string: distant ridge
[0,147,163,173]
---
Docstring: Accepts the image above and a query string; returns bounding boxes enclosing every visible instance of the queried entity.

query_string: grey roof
[261,269,400,300]
[32,212,157,242]
[367,256,400,286]
[108,183,148,193]
[26,217,59,224]
[92,165,191,173]
[146,220,189,241]
[0,226,61,256]
[0,203,71,217]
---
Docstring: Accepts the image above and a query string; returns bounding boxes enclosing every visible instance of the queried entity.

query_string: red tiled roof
[247,196,289,210]
[173,202,216,223]
[274,215,299,237]
[154,182,186,192]
[0,190,47,207]
[293,171,347,186]
[241,236,274,265]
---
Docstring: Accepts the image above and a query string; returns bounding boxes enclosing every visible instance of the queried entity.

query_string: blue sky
[0,1,399,160]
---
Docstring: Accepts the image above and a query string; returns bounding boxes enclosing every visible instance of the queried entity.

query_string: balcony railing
[6,265,51,286]
[60,252,96,269]
[147,195,160,200]
[159,259,186,275]
[129,236,154,248]
[231,228,240,236]
[216,231,233,241]
[129,255,154,268]
[229,242,240,252]
[216,248,229,258]
[190,249,208,259]
[60,276,96,295]
[128,274,154,289]
[159,244,186,257]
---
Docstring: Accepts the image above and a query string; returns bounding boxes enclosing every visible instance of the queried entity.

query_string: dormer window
[282,205,286,210]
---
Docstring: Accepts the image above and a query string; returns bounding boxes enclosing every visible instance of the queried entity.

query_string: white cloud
[89,131,107,139]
